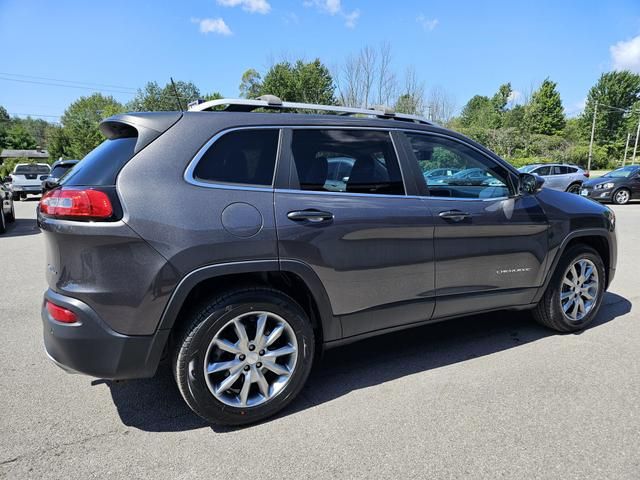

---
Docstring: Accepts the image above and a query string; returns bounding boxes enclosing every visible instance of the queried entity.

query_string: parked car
[0,180,16,233]
[518,164,588,193]
[423,167,460,184]
[41,159,80,193]
[39,96,617,426]
[8,163,51,200]
[580,165,640,204]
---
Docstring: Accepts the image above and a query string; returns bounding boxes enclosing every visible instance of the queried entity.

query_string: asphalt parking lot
[1,198,639,479]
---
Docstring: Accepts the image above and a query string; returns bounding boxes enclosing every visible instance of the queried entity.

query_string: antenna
[170,77,184,112]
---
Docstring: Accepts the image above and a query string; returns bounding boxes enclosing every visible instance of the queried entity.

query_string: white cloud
[610,35,640,72]
[217,0,271,14]
[192,17,232,36]
[303,0,360,28]
[416,14,438,31]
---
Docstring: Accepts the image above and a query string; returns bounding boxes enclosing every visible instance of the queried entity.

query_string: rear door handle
[287,210,334,223]
[438,210,471,222]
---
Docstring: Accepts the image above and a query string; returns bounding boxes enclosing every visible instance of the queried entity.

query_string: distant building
[0,149,49,165]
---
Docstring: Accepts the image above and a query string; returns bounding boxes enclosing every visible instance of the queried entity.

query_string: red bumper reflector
[46,301,78,324]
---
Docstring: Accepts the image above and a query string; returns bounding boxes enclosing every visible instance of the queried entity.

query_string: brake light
[46,301,78,323]
[40,188,113,220]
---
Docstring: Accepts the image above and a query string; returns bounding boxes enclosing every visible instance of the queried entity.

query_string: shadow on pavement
[1,218,40,238]
[102,291,631,433]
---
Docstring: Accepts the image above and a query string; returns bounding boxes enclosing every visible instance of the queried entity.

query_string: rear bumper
[42,289,169,380]
[12,185,42,193]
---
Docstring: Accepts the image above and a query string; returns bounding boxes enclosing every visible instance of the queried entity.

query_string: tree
[426,86,456,124]
[128,80,201,111]
[492,83,512,112]
[525,78,565,135]
[459,95,501,128]
[580,71,640,145]
[394,67,425,115]
[259,59,335,104]
[61,93,124,158]
[0,106,9,149]
[46,125,72,160]
[5,123,37,149]
[239,69,262,98]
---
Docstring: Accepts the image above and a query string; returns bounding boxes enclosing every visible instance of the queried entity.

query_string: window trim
[184,126,283,191]
[402,130,517,201]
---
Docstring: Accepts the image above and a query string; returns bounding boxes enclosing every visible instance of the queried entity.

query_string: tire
[6,203,15,223]
[0,208,5,234]
[566,183,581,194]
[612,188,631,205]
[12,193,19,202]
[173,288,315,426]
[533,244,605,332]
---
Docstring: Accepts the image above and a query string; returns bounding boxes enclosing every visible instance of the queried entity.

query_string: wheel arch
[157,259,340,352]
[534,229,615,303]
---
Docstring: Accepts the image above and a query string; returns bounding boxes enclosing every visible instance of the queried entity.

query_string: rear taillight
[40,188,113,220]
[46,301,78,324]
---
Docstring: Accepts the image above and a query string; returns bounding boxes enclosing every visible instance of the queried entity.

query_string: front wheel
[612,188,631,205]
[566,183,582,194]
[533,245,605,332]
[173,288,315,426]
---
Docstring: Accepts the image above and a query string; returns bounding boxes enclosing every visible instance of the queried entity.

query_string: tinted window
[567,167,578,173]
[50,165,75,178]
[291,129,404,195]
[14,164,50,175]
[406,132,511,199]
[194,129,279,186]
[62,137,137,186]
[535,166,551,176]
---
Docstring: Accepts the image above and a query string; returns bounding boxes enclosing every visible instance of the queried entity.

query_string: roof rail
[187,95,433,125]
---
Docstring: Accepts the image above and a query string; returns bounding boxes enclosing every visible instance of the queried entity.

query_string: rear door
[274,128,435,338]
[401,131,549,319]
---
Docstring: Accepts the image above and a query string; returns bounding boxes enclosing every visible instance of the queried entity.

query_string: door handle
[438,210,471,222]
[287,210,334,223]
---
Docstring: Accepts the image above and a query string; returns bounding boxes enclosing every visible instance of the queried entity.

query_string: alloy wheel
[560,258,599,322]
[203,311,298,408]
[614,189,630,204]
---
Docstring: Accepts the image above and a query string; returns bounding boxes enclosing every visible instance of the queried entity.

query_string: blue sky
[1,0,639,122]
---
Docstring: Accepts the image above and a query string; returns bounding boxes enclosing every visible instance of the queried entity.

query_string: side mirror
[519,173,544,194]
[42,178,59,193]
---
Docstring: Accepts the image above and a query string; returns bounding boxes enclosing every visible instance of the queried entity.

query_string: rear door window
[290,129,405,195]
[193,129,279,186]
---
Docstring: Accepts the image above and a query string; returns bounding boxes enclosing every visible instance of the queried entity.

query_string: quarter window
[405,132,511,199]
[193,129,279,186]
[290,129,405,195]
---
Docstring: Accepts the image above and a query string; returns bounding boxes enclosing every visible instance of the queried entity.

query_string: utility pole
[622,132,631,166]
[633,111,640,165]
[587,100,598,173]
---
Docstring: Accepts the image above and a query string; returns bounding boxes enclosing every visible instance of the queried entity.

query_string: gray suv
[39,96,617,426]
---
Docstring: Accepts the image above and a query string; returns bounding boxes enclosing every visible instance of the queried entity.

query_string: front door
[275,128,436,338]
[402,131,549,319]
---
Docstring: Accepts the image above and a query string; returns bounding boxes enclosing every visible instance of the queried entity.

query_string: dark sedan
[580,165,640,205]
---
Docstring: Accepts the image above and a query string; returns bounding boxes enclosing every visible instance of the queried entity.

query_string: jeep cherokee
[39,96,617,426]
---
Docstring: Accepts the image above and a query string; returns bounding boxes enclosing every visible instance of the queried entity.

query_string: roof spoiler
[100,112,182,154]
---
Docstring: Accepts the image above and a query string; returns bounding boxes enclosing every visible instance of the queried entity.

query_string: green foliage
[259,59,335,104]
[61,93,124,158]
[580,71,640,145]
[0,157,50,177]
[525,78,565,135]
[507,157,554,168]
[46,124,72,160]
[128,80,201,111]
[239,69,262,99]
[5,123,37,149]
[395,93,422,115]
[492,83,512,112]
[459,95,501,129]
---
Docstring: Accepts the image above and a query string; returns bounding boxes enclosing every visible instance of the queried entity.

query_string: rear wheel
[613,188,630,205]
[6,203,15,223]
[0,208,5,233]
[566,183,581,194]
[173,288,315,426]
[533,245,605,332]
[12,193,19,202]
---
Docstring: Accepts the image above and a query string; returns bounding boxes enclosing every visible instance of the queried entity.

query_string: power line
[8,112,62,118]
[0,76,136,95]
[0,72,138,92]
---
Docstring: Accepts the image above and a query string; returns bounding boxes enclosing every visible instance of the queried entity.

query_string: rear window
[14,164,50,175]
[61,137,137,186]
[193,129,279,186]
[50,164,75,178]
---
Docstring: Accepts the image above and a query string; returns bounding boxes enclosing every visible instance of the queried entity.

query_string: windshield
[518,165,538,173]
[603,166,640,178]
[14,164,51,175]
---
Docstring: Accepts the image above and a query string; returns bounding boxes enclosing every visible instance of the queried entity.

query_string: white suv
[518,164,589,193]
[9,163,51,200]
